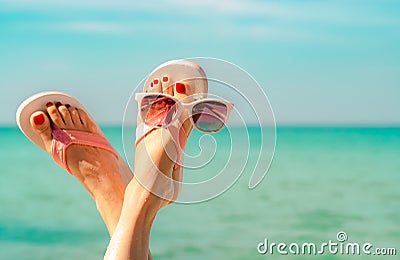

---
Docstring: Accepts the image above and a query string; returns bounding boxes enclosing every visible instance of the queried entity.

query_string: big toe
[30,111,53,153]
[174,82,188,99]
[173,81,193,132]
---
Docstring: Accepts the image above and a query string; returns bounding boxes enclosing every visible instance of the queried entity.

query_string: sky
[1,0,399,126]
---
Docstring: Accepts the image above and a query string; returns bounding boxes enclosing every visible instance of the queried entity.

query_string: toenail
[46,102,53,108]
[176,82,186,94]
[154,79,159,84]
[33,114,45,125]
[55,102,62,108]
[65,104,71,108]
[162,76,169,82]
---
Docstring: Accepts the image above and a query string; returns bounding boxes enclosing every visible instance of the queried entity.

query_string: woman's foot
[132,75,207,207]
[105,62,208,259]
[30,102,133,235]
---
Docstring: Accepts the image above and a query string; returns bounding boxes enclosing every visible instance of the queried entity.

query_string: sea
[0,127,399,259]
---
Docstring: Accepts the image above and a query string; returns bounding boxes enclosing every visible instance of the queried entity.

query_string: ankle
[124,178,164,211]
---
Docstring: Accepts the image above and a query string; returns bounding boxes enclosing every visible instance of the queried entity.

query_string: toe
[173,82,193,135]
[161,75,171,94]
[58,103,74,128]
[149,78,162,93]
[70,106,84,129]
[161,75,174,96]
[77,108,99,133]
[30,111,53,153]
[47,102,65,128]
[174,82,187,99]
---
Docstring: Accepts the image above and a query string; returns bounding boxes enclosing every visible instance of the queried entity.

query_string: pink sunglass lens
[140,95,178,127]
[192,101,228,132]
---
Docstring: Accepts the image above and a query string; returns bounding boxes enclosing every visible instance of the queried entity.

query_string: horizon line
[1,123,400,129]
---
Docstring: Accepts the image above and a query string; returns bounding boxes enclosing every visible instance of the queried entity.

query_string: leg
[106,72,208,258]
[29,101,132,235]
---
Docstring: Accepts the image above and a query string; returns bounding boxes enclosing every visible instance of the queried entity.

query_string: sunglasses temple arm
[202,104,228,120]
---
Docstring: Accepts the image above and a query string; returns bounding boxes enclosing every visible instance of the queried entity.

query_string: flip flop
[16,91,118,173]
[136,59,209,170]
[143,59,208,95]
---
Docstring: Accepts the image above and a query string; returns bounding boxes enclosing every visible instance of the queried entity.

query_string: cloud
[7,20,134,35]
[168,0,288,15]
[52,21,131,34]
[1,0,137,10]
[0,0,304,17]
[2,0,399,45]
[2,0,399,26]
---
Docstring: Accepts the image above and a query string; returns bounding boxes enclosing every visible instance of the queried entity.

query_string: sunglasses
[135,92,234,133]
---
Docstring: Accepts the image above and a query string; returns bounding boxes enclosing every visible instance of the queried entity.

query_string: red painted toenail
[65,104,71,108]
[162,76,168,82]
[46,102,53,108]
[33,114,45,125]
[55,102,62,108]
[176,82,186,94]
[154,79,159,84]
[150,82,153,87]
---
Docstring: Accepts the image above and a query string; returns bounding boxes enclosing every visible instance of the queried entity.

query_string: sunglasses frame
[135,92,234,133]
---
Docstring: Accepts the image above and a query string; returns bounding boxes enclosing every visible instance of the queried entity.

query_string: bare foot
[132,74,207,207]
[105,61,208,259]
[30,102,133,235]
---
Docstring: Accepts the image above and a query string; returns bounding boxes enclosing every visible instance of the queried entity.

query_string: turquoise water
[0,127,399,259]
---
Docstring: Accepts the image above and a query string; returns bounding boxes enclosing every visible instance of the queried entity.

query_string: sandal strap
[51,125,118,173]
[135,122,187,170]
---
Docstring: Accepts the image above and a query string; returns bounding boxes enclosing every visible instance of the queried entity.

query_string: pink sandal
[16,91,119,173]
[51,124,118,173]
